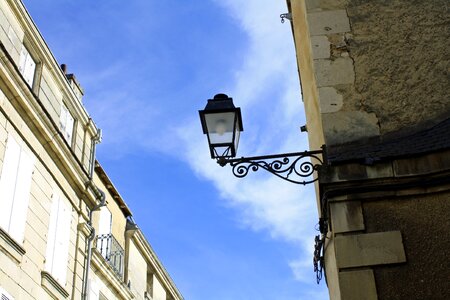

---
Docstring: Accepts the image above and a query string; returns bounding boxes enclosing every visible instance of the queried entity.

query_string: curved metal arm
[217,149,324,185]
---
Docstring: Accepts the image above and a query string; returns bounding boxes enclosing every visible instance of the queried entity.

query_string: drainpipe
[124,217,139,286]
[81,180,106,300]
[89,128,102,179]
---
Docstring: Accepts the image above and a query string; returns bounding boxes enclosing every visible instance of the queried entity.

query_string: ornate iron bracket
[314,194,329,284]
[217,148,324,185]
[313,234,325,284]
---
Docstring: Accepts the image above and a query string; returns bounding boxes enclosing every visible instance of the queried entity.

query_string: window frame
[17,38,43,94]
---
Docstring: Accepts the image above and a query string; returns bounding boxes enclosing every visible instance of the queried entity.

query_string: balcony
[96,233,124,278]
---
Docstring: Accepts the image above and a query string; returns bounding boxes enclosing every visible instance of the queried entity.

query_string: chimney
[61,64,84,102]
[60,64,67,74]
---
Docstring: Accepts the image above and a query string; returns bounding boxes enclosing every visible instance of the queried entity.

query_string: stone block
[393,150,450,177]
[335,231,406,269]
[329,163,370,182]
[322,111,380,145]
[339,270,377,300]
[25,209,48,244]
[23,238,45,267]
[308,10,350,36]
[330,201,364,233]
[20,253,42,284]
[365,162,394,179]
[324,236,340,300]
[0,272,20,299]
[311,36,330,59]
[18,271,40,296]
[314,58,354,87]
[319,87,343,113]
[321,162,394,183]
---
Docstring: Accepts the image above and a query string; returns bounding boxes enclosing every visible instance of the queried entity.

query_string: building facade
[287,1,449,299]
[0,0,182,299]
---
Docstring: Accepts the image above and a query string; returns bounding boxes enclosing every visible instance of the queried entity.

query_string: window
[59,103,74,144]
[0,134,34,242]
[18,45,36,87]
[97,206,112,257]
[45,191,72,285]
[95,207,124,277]
[98,206,112,236]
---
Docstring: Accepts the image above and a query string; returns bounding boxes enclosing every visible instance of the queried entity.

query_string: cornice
[95,161,133,218]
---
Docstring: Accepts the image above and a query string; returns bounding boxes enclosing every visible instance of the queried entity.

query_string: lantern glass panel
[234,118,241,152]
[204,112,236,145]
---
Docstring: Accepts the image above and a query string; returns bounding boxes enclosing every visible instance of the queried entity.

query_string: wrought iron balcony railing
[96,233,124,278]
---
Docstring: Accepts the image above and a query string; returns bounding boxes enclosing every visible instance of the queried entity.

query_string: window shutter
[59,105,67,133]
[23,53,36,87]
[18,45,27,74]
[8,148,34,241]
[97,207,112,258]
[18,45,36,87]
[98,207,112,236]
[45,193,59,273]
[45,193,72,285]
[65,111,74,143]
[0,135,21,232]
[60,105,74,144]
[54,197,71,284]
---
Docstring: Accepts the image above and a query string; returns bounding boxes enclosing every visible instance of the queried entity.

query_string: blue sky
[23,1,328,299]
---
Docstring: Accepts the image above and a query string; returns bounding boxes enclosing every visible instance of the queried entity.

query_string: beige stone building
[0,0,183,299]
[287,0,449,299]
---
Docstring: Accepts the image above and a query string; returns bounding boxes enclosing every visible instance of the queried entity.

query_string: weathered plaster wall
[363,192,450,300]
[302,0,449,145]
[346,0,450,134]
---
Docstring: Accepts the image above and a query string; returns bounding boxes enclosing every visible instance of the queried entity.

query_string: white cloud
[177,0,323,289]
[85,0,323,289]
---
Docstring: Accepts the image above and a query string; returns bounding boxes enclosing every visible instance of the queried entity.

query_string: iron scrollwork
[217,149,323,185]
[313,234,325,284]
[314,194,329,284]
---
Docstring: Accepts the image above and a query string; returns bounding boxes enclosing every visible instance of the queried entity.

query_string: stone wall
[290,1,450,300]
[346,0,449,135]
[364,192,450,300]
[0,89,84,300]
[302,0,449,145]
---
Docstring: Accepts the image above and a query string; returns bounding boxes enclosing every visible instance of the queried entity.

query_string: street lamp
[200,94,329,283]
[199,93,243,160]
[199,94,325,185]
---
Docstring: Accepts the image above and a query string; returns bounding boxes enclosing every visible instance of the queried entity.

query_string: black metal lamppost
[199,93,328,283]
[199,94,325,185]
